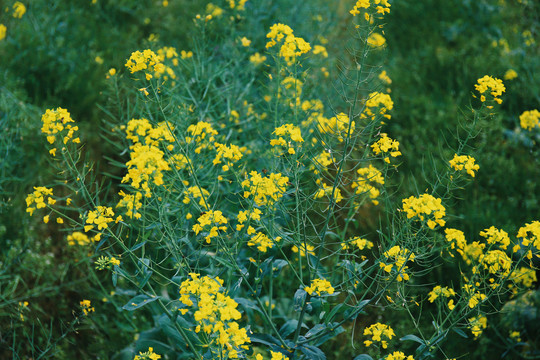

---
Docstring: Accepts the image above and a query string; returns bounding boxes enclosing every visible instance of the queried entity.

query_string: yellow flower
[519,109,540,131]
[449,154,479,177]
[402,193,446,229]
[0,24,6,41]
[80,300,95,316]
[304,278,335,296]
[12,2,26,18]
[503,69,518,80]
[363,322,395,348]
[475,75,505,104]
[371,134,401,163]
[240,37,251,47]
[367,33,386,48]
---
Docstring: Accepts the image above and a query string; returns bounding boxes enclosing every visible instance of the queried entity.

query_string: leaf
[279,319,299,338]
[452,327,469,339]
[305,324,325,338]
[353,355,374,360]
[299,344,326,360]
[294,289,307,312]
[130,241,147,252]
[249,333,281,347]
[400,334,425,344]
[122,294,159,311]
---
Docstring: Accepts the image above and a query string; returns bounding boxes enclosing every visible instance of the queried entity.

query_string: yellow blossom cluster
[178,274,250,359]
[116,190,143,219]
[509,267,537,292]
[169,153,190,170]
[266,23,311,65]
[248,232,281,253]
[371,134,401,163]
[25,186,55,216]
[361,92,394,121]
[122,143,171,197]
[428,286,456,310]
[304,278,335,296]
[480,250,512,284]
[387,352,414,360]
[479,226,510,250]
[363,322,395,348]
[449,154,480,177]
[463,284,486,308]
[519,109,540,131]
[462,241,485,266]
[310,151,334,175]
[317,112,354,142]
[67,232,93,246]
[469,315,487,338]
[85,206,121,234]
[241,171,289,206]
[504,69,518,80]
[12,2,26,18]
[125,49,164,81]
[367,33,386,48]
[352,165,384,205]
[314,182,344,203]
[192,210,228,243]
[402,193,446,229]
[41,108,81,155]
[134,347,161,360]
[80,300,95,316]
[380,245,415,282]
[292,243,316,257]
[312,45,328,57]
[341,236,374,251]
[350,0,391,19]
[186,121,219,153]
[0,24,6,41]
[250,52,267,66]
[213,142,244,171]
[236,208,262,231]
[444,228,467,257]
[514,221,540,259]
[183,186,210,209]
[270,124,304,155]
[125,118,175,147]
[255,351,290,360]
[475,75,505,104]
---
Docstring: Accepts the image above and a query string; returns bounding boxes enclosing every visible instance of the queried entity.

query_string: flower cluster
[67,232,93,246]
[241,171,289,207]
[475,75,505,104]
[479,226,510,250]
[449,154,479,177]
[178,274,250,359]
[515,221,540,259]
[25,186,55,216]
[402,193,446,229]
[183,186,211,209]
[85,206,121,234]
[304,279,335,296]
[352,165,384,205]
[469,315,487,338]
[361,92,394,121]
[380,246,415,282]
[125,118,175,146]
[95,255,121,270]
[134,347,161,360]
[310,151,334,175]
[480,250,512,285]
[387,352,414,360]
[519,109,540,131]
[186,121,219,153]
[248,232,281,253]
[213,142,244,171]
[265,23,311,65]
[341,236,374,251]
[270,124,304,155]
[350,0,391,18]
[193,210,228,244]
[41,108,81,155]
[444,228,467,257]
[12,2,26,18]
[255,352,290,360]
[117,190,144,219]
[314,182,344,203]
[125,49,164,80]
[428,286,456,310]
[80,300,95,316]
[317,112,354,142]
[292,243,315,257]
[463,284,487,309]
[363,322,395,348]
[122,144,171,198]
[371,134,401,163]
[367,33,386,48]
[236,208,262,231]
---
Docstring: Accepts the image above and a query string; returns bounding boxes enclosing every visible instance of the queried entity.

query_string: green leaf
[400,334,425,344]
[353,355,374,360]
[122,294,159,311]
